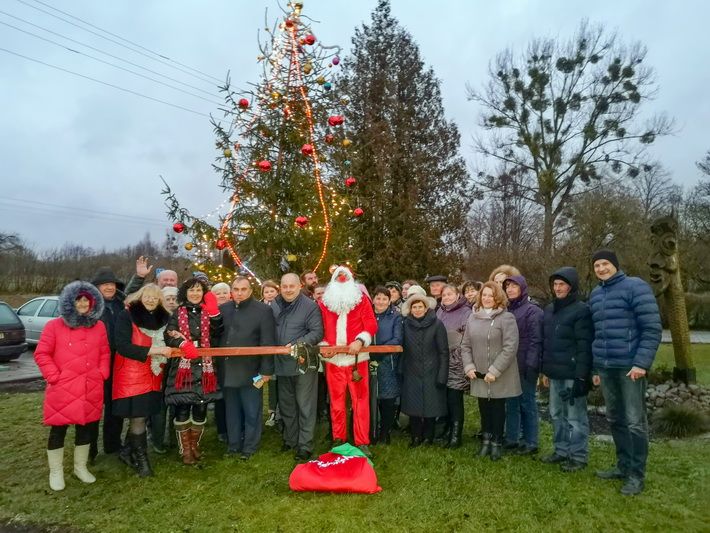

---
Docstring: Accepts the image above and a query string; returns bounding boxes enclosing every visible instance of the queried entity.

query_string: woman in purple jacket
[503,275,543,454]
[436,285,472,448]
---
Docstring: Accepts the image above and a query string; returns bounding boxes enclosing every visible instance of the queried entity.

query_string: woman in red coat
[34,281,111,491]
[112,283,172,477]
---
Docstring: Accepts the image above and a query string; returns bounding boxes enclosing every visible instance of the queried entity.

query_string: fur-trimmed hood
[59,280,105,329]
[127,301,170,330]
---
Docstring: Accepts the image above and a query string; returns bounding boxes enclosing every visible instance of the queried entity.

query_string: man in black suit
[219,276,276,460]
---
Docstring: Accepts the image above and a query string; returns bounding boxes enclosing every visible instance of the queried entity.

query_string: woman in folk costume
[164,277,223,465]
[318,266,378,457]
[113,284,173,477]
[34,281,111,491]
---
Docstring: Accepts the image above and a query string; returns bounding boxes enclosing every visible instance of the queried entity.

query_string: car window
[38,299,59,318]
[0,303,22,326]
[17,299,43,317]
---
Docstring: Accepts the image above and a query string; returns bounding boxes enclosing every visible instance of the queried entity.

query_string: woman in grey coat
[461,281,520,460]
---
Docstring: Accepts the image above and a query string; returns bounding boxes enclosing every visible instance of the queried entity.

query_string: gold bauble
[316,75,326,85]
[184,242,194,251]
[303,62,313,75]
[286,254,298,262]
[341,139,352,148]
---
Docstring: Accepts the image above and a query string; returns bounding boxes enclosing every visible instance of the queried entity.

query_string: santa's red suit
[318,268,378,446]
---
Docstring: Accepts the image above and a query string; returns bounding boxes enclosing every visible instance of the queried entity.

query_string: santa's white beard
[322,280,362,314]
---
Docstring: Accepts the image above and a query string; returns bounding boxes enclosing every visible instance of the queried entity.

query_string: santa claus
[319,266,378,453]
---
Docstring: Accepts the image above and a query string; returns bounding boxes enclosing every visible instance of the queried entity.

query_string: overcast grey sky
[1,0,708,251]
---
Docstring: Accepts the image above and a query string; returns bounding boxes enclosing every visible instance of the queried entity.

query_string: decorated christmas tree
[163,1,362,284]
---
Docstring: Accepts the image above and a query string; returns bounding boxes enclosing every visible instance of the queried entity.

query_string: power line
[0,46,211,117]
[14,0,222,86]
[26,0,223,84]
[0,202,170,229]
[0,9,222,99]
[0,197,168,224]
[0,20,223,106]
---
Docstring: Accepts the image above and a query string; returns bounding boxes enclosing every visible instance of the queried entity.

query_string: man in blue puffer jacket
[589,249,661,496]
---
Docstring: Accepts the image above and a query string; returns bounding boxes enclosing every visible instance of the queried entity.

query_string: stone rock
[656,384,670,394]
[594,434,614,444]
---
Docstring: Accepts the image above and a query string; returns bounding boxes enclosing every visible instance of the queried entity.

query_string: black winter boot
[478,434,492,457]
[490,437,502,461]
[131,433,154,478]
[447,421,463,449]
[118,439,136,471]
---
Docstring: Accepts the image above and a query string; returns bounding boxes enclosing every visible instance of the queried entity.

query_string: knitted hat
[385,281,402,293]
[161,286,178,297]
[592,249,620,270]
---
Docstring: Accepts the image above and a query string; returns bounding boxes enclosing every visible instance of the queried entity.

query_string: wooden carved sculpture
[648,211,696,384]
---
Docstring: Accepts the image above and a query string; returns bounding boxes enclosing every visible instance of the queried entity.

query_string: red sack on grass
[289,444,382,494]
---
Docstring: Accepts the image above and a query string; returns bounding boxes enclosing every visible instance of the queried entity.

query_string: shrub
[648,364,673,385]
[652,404,710,438]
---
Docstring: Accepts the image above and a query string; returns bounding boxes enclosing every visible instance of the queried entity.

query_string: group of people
[33,249,661,496]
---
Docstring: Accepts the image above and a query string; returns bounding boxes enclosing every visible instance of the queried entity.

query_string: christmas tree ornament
[303,62,313,74]
[295,216,309,227]
[184,242,194,251]
[316,75,326,85]
[238,98,249,109]
[285,18,295,28]
[345,176,357,187]
[344,159,351,166]
[223,148,232,158]
[258,160,272,172]
[301,144,314,156]
[216,239,228,250]
[286,253,298,262]
[332,55,340,65]
[328,115,344,126]
[323,82,332,91]
[304,34,316,45]
[324,133,334,144]
[340,97,349,105]
[353,207,364,217]
[341,139,352,148]
[271,91,282,101]
[173,222,185,233]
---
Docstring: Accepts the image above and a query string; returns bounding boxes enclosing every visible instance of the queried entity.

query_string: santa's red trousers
[325,360,370,446]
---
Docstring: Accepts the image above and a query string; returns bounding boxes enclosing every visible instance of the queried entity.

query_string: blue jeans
[549,379,589,463]
[223,385,263,455]
[598,367,649,480]
[505,377,539,447]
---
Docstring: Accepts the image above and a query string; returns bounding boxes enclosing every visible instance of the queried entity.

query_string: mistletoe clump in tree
[468,20,673,255]
[164,1,361,283]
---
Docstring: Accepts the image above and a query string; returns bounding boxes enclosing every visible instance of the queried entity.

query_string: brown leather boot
[189,424,204,461]
[176,426,196,466]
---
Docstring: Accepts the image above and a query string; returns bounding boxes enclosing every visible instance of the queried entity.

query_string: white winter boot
[47,448,65,491]
[73,444,96,483]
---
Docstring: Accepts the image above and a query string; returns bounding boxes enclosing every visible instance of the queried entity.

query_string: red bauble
[285,18,295,28]
[173,222,185,233]
[215,239,228,250]
[328,115,344,127]
[304,34,316,45]
[324,133,334,144]
[353,207,364,217]
[238,98,249,109]
[345,176,357,188]
[295,215,309,228]
[301,143,314,156]
[258,160,272,172]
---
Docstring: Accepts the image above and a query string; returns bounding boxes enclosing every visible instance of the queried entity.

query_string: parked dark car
[16,296,59,345]
[0,301,27,362]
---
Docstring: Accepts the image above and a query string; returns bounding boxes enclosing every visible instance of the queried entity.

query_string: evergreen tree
[164,2,356,283]
[338,0,471,284]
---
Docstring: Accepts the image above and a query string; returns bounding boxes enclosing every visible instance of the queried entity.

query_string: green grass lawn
[1,346,709,533]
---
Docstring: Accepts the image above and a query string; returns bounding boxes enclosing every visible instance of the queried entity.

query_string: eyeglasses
[143,296,160,301]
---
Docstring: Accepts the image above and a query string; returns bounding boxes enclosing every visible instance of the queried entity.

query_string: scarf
[174,306,217,394]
